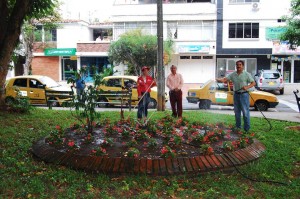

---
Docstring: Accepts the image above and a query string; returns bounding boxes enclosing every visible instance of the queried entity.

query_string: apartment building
[217,0,299,84]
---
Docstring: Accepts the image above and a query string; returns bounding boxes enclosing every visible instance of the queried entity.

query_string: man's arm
[242,81,256,91]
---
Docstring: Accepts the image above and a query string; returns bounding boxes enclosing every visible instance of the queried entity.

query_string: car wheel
[148,98,157,109]
[97,98,109,108]
[280,88,284,95]
[254,100,268,111]
[199,99,211,109]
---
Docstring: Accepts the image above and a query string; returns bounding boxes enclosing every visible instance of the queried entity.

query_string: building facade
[29,0,299,88]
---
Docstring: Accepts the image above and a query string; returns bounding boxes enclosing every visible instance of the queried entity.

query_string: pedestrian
[73,72,85,102]
[166,65,184,118]
[137,66,156,119]
[216,60,256,132]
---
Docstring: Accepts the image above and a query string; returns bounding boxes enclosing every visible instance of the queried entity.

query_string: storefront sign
[44,48,76,56]
[272,41,300,55]
[265,27,286,41]
[178,45,210,53]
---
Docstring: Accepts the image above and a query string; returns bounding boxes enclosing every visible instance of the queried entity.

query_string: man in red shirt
[137,66,156,119]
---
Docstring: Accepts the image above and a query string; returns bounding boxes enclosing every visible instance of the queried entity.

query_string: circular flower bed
[45,115,255,159]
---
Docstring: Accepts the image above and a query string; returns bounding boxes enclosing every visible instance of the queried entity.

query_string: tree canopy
[108,29,173,75]
[280,0,300,48]
[0,0,58,108]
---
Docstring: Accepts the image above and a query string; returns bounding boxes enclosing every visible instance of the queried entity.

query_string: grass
[0,108,299,198]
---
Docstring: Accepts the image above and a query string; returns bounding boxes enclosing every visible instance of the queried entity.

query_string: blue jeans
[137,92,150,119]
[233,92,250,131]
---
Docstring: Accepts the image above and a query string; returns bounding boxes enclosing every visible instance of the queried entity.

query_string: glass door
[62,57,77,80]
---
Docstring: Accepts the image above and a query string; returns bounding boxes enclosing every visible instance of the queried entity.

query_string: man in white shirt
[166,65,184,118]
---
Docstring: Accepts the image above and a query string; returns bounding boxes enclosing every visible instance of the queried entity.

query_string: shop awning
[44,48,76,56]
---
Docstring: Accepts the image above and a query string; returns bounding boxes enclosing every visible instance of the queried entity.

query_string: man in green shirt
[216,60,256,132]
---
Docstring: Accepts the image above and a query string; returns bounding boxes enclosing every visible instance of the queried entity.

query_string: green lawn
[0,108,299,198]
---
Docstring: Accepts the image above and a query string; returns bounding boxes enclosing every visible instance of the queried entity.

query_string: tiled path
[32,139,265,175]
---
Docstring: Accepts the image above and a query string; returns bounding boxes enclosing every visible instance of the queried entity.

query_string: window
[124,79,137,88]
[13,79,27,87]
[229,23,259,39]
[191,56,201,59]
[180,56,190,59]
[203,56,213,59]
[106,79,122,87]
[229,0,259,3]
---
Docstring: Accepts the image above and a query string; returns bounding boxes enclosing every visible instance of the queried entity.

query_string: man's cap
[142,66,150,71]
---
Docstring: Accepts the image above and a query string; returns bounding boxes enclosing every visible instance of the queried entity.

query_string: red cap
[141,66,150,71]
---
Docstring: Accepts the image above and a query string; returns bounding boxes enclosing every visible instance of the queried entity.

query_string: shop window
[203,56,213,59]
[180,56,190,59]
[13,79,27,87]
[229,23,259,39]
[191,56,201,59]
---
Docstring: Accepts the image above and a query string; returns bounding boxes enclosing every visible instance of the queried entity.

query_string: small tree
[280,0,300,49]
[67,66,114,134]
[108,29,174,75]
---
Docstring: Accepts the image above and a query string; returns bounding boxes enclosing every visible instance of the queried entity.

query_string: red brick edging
[31,139,265,175]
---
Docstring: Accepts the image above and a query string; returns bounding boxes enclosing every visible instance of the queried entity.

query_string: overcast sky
[59,0,114,22]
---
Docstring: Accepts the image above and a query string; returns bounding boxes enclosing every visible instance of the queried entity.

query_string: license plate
[269,82,274,85]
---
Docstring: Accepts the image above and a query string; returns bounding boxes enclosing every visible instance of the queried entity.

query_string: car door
[11,78,29,98]
[28,78,46,104]
[123,78,138,102]
[209,82,230,105]
[104,78,123,104]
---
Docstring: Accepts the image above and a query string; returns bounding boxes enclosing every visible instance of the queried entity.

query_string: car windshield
[39,76,60,88]
[263,73,280,79]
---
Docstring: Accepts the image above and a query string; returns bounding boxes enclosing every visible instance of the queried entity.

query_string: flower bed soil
[32,115,265,175]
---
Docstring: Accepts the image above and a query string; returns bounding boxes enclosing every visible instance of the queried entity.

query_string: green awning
[44,48,76,56]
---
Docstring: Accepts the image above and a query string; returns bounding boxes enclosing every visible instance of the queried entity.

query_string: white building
[111,0,217,88]
[217,0,299,86]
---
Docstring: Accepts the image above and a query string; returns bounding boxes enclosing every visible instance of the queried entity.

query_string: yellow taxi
[5,75,72,106]
[97,76,167,108]
[186,80,279,111]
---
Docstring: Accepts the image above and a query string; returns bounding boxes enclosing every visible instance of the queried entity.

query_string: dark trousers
[169,90,182,118]
[137,92,150,119]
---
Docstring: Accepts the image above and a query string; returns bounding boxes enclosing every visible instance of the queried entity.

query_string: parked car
[186,80,279,111]
[97,76,168,109]
[5,75,72,106]
[254,69,284,94]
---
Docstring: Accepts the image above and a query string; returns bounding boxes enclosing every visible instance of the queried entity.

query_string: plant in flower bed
[44,114,255,158]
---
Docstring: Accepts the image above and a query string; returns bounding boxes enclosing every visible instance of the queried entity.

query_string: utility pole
[157,0,165,111]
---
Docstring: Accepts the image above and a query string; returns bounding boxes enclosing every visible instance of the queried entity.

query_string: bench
[45,89,74,109]
[293,89,300,112]
[96,90,132,111]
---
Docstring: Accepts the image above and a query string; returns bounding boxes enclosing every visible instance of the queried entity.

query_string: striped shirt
[166,73,184,91]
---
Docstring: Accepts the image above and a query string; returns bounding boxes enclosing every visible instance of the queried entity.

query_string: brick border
[31,139,265,175]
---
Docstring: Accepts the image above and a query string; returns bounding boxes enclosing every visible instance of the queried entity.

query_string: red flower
[68,141,75,147]
[55,125,61,130]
